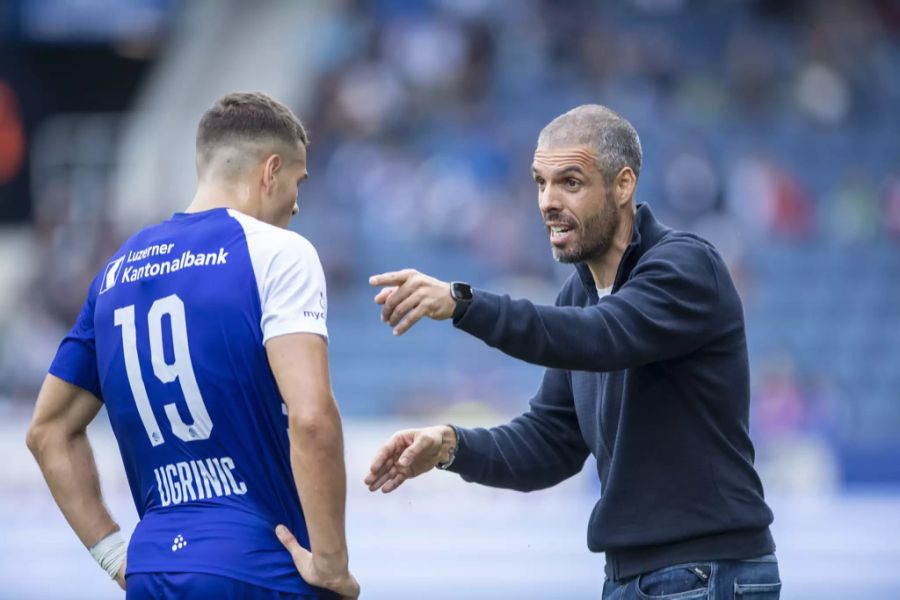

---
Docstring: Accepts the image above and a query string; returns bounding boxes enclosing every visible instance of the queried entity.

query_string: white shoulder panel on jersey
[227,209,328,344]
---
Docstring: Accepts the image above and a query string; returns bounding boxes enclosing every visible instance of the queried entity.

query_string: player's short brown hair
[196,92,308,162]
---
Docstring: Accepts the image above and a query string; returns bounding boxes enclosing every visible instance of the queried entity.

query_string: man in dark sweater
[366,105,781,599]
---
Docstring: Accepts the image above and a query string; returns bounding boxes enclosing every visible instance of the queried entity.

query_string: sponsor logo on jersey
[120,247,229,284]
[126,243,174,263]
[99,256,126,294]
[303,291,328,321]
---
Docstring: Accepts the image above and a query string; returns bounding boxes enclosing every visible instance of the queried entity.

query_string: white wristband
[89,531,127,580]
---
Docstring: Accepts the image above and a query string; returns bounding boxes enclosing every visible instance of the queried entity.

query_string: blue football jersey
[49,208,330,595]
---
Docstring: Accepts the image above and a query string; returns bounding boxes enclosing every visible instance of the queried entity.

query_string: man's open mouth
[548,223,575,244]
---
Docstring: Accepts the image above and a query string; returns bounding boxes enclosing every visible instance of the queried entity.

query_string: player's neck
[186,182,259,219]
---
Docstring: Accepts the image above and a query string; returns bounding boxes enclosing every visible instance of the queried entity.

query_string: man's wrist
[436,425,459,469]
[450,282,473,321]
[312,550,349,576]
[90,529,127,580]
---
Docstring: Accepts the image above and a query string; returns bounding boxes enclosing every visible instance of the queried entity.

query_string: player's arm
[267,333,358,599]
[26,374,127,589]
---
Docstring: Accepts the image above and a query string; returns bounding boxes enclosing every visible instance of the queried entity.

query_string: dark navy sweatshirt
[448,203,774,581]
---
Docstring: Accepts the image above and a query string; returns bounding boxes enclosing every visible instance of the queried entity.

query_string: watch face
[452,282,473,302]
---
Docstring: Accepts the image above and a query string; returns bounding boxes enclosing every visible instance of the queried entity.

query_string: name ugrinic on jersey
[154,456,247,507]
[120,247,229,284]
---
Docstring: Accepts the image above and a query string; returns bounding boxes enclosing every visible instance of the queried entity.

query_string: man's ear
[614,167,636,206]
[262,154,282,194]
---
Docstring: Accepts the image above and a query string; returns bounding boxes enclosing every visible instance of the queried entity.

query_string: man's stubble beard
[553,190,620,264]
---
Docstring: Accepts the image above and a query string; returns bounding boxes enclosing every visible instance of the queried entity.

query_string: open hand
[365,426,456,493]
[369,270,455,335]
[275,525,359,599]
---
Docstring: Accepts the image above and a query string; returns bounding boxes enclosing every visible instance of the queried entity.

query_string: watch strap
[435,424,459,470]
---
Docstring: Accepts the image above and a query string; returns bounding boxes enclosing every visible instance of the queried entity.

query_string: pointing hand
[369,270,456,335]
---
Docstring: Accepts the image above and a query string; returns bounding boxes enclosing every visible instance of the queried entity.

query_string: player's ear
[262,154,282,194]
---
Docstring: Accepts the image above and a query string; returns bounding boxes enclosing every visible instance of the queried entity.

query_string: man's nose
[538,186,563,216]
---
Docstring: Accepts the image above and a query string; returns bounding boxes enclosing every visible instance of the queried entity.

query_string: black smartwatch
[450,281,473,320]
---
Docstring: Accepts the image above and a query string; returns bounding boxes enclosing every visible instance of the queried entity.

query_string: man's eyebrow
[533,165,588,178]
[554,166,586,177]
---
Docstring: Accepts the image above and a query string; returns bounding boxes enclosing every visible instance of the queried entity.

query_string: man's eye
[566,178,580,188]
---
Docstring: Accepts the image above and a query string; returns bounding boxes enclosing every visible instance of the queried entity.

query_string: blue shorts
[126,572,331,599]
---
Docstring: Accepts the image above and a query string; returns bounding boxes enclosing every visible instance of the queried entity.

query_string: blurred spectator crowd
[2,0,899,483]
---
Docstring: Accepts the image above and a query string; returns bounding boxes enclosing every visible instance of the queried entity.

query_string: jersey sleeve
[259,235,328,344]
[48,274,103,400]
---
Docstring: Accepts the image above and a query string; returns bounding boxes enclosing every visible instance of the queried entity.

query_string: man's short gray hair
[537,105,642,186]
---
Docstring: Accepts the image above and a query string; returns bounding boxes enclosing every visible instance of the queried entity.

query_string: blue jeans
[601,554,780,599]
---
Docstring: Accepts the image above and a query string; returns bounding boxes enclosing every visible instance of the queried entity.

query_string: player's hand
[365,426,456,493]
[369,269,455,335]
[275,525,359,599]
[114,554,126,590]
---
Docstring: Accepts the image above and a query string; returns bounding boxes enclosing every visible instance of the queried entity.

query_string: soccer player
[366,105,780,599]
[26,92,358,599]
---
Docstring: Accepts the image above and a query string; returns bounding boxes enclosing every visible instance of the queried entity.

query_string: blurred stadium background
[1,0,899,598]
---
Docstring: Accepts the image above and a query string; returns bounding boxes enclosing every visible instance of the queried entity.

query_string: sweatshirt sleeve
[453,238,726,373]
[447,366,590,491]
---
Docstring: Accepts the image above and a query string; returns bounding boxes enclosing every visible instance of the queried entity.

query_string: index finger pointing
[369,271,410,287]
